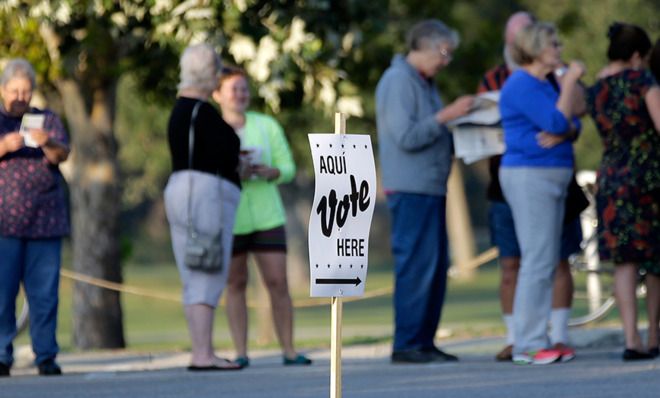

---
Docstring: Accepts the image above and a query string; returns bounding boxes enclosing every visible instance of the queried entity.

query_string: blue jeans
[387,193,449,352]
[0,237,62,366]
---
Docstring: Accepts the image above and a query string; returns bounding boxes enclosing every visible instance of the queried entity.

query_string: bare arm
[556,61,586,120]
[29,129,70,164]
[646,86,660,132]
[570,82,587,117]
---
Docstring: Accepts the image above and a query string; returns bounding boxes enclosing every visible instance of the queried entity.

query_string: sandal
[234,356,250,368]
[283,354,312,366]
[188,358,243,371]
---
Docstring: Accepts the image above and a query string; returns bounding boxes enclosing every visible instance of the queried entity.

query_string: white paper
[19,113,45,148]
[240,146,263,165]
[452,126,505,164]
[447,91,501,128]
[447,91,504,164]
[308,134,377,297]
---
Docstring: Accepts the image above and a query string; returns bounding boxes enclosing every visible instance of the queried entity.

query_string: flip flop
[187,359,243,371]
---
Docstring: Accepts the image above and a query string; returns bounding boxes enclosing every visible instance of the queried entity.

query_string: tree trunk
[59,79,126,349]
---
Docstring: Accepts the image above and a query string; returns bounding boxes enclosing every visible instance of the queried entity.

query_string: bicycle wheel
[16,287,29,335]
[569,171,616,327]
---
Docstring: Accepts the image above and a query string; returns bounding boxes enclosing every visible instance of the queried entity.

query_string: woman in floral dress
[587,23,660,361]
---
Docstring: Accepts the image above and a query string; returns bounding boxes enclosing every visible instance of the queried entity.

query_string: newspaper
[447,91,504,164]
[19,113,45,148]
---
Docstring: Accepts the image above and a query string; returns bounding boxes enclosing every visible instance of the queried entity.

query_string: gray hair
[1,58,36,89]
[406,19,460,52]
[177,43,222,92]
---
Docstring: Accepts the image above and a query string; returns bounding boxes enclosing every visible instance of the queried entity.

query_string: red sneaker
[513,348,561,365]
[553,343,576,362]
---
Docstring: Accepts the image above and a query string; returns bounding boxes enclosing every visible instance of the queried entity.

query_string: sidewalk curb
[9,327,628,376]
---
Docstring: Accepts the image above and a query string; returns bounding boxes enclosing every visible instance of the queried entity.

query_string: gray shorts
[164,170,241,307]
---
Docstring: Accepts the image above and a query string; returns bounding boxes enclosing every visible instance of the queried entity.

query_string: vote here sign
[308,134,377,297]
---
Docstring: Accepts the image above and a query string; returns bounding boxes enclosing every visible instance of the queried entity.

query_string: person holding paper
[375,19,474,364]
[213,66,310,367]
[498,22,585,365]
[477,11,583,363]
[0,59,70,377]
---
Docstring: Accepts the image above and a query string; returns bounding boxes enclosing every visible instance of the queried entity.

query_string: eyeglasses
[439,48,453,62]
[551,40,563,49]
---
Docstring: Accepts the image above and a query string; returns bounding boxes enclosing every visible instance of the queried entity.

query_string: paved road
[2,330,659,398]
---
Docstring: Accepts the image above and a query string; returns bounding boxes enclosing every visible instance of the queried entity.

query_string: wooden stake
[330,296,343,398]
[331,111,345,398]
[334,112,346,135]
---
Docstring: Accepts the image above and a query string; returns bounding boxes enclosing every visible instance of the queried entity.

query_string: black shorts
[232,226,287,255]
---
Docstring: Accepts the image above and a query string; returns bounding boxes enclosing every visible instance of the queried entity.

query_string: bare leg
[500,257,519,314]
[614,264,643,350]
[254,251,297,358]
[645,273,660,350]
[550,260,574,346]
[496,257,519,359]
[552,260,574,309]
[225,253,250,358]
[185,304,238,368]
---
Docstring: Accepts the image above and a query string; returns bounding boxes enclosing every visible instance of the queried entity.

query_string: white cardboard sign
[308,134,376,297]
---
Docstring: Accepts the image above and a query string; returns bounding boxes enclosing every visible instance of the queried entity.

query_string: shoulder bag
[184,102,224,272]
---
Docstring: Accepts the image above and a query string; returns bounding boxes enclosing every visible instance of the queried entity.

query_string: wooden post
[331,112,345,398]
[447,160,477,279]
[330,296,343,398]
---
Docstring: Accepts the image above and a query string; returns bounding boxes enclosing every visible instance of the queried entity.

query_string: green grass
[14,261,637,353]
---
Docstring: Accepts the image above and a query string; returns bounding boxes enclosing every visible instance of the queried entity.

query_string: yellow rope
[59,247,499,309]
[60,269,182,303]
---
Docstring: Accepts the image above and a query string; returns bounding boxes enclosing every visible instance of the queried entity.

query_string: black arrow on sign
[315,277,362,286]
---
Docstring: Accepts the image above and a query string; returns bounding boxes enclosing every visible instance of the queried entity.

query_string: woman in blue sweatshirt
[498,21,585,365]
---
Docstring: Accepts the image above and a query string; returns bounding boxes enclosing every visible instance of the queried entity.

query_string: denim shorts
[489,200,583,260]
[560,216,582,259]
[489,200,520,258]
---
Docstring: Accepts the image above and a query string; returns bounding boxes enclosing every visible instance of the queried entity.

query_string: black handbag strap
[187,101,202,170]
[186,101,203,236]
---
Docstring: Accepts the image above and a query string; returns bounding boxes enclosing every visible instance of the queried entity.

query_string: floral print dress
[0,107,70,238]
[587,69,660,274]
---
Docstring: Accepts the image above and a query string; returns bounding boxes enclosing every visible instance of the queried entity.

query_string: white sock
[503,314,515,345]
[550,308,571,345]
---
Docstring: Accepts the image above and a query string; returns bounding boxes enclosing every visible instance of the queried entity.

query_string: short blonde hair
[177,43,221,92]
[510,22,557,65]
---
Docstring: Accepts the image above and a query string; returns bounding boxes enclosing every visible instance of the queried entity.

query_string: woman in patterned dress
[587,23,660,360]
[0,59,70,376]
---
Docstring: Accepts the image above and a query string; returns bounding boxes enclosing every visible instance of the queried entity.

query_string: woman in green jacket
[213,66,311,367]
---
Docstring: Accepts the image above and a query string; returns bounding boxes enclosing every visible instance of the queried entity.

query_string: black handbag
[184,102,224,272]
[564,174,590,225]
